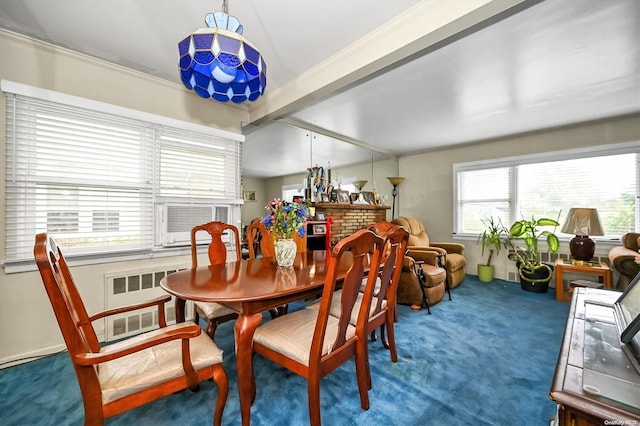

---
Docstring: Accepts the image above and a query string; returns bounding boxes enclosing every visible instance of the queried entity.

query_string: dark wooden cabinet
[549,288,640,425]
[305,221,330,251]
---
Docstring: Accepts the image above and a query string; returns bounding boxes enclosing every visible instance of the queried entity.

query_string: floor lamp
[387,177,405,219]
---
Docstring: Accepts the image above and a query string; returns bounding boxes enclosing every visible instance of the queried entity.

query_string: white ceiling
[1,0,638,178]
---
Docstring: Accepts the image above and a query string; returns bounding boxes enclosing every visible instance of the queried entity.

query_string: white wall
[241,176,268,227]
[0,30,248,367]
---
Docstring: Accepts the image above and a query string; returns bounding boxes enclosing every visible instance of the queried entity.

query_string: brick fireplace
[314,203,390,244]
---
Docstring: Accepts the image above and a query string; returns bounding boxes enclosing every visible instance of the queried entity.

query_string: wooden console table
[555,258,612,302]
[549,288,640,425]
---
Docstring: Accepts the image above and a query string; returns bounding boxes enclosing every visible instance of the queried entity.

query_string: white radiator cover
[104,265,191,341]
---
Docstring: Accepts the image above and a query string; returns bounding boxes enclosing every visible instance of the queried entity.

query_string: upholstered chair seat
[99,323,224,403]
[254,308,357,366]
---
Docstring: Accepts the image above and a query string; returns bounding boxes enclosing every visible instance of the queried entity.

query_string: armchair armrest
[609,246,640,277]
[406,248,443,266]
[88,295,172,327]
[402,255,417,272]
[408,245,446,256]
[74,322,202,366]
[430,242,465,255]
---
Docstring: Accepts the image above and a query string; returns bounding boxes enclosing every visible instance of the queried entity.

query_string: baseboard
[0,343,67,370]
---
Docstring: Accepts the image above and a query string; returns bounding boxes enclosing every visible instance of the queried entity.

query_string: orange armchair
[392,216,466,289]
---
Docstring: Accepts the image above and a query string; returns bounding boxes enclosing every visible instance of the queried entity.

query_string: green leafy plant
[508,214,560,282]
[477,216,509,266]
[261,198,307,240]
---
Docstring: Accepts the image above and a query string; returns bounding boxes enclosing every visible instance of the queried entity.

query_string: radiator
[104,265,191,341]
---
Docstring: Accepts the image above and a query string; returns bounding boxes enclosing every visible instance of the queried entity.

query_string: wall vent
[104,265,191,341]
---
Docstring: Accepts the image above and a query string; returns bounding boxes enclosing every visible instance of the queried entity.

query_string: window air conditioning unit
[157,203,229,247]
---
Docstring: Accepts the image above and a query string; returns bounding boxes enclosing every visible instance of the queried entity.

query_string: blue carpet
[0,276,569,425]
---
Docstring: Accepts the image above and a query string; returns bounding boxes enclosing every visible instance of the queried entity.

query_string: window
[3,81,243,266]
[454,143,639,238]
[282,184,304,203]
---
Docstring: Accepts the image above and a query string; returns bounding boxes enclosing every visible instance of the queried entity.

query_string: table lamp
[560,208,604,264]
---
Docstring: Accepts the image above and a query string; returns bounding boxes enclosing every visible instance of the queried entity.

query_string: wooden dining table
[160,249,356,426]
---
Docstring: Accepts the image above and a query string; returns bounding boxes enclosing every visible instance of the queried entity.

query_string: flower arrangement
[262,198,307,240]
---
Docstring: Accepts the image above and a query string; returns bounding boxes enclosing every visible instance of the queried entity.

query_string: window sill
[4,245,199,274]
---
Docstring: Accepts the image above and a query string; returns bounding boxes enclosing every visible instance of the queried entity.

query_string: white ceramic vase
[275,238,297,267]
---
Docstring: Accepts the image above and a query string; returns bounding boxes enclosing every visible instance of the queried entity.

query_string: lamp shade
[179,11,266,104]
[386,177,405,187]
[561,208,604,262]
[560,208,604,236]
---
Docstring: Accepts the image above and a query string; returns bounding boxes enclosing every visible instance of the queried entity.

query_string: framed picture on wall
[320,193,330,203]
[242,191,256,202]
[316,212,326,221]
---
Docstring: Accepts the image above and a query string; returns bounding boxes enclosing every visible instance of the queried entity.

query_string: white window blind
[4,84,242,265]
[158,127,241,200]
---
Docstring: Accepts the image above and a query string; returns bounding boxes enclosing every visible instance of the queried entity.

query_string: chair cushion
[445,252,466,272]
[195,301,236,319]
[98,322,223,403]
[253,308,356,366]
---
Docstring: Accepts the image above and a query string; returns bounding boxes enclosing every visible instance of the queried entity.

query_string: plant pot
[477,264,494,282]
[518,264,553,293]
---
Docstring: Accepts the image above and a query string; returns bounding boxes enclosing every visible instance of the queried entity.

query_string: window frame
[453,141,640,239]
[3,80,244,272]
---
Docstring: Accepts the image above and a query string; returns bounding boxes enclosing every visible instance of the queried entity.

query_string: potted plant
[477,216,508,282]
[262,198,307,267]
[508,215,561,293]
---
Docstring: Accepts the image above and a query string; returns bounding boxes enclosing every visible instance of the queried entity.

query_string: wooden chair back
[246,219,275,259]
[366,222,410,317]
[34,233,102,359]
[190,221,242,338]
[190,221,241,267]
[309,229,384,412]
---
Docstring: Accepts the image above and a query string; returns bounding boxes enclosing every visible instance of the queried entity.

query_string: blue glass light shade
[179,11,266,104]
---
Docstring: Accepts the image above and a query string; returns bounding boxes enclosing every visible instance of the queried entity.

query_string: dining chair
[246,218,276,259]
[308,222,408,388]
[33,233,229,426]
[252,229,384,425]
[361,222,409,386]
[245,219,288,317]
[191,221,242,340]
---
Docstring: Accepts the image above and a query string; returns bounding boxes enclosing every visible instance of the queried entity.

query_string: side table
[554,258,612,302]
